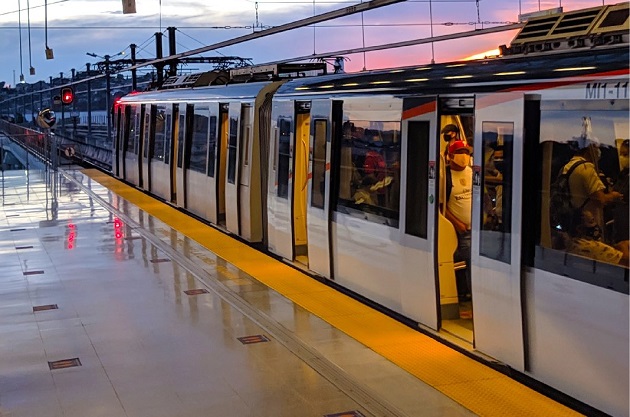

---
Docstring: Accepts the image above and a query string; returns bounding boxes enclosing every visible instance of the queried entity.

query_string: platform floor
[0,167,582,417]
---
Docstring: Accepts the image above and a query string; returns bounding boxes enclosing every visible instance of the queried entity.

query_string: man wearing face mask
[441,124,467,160]
[445,140,473,301]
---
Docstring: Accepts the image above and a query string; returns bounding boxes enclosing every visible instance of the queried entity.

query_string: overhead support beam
[123,0,408,72]
[257,23,526,66]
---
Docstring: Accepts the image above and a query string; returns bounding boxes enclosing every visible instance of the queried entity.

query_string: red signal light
[61,87,74,105]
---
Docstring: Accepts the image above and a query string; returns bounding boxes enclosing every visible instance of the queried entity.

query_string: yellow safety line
[83,169,582,417]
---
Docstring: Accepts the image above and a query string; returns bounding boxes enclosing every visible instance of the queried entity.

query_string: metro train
[111,4,629,416]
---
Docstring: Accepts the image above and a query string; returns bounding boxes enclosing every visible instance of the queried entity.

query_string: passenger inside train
[339,121,400,225]
[542,114,629,268]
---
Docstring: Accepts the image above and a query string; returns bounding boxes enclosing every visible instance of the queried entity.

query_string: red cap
[448,140,472,154]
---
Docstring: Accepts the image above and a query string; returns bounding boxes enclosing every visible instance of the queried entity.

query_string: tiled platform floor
[0,167,476,417]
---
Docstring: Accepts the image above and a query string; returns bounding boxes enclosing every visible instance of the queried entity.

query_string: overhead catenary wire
[27,0,33,74]
[18,0,24,82]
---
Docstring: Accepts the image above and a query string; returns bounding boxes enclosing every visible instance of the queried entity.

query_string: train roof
[274,45,629,97]
[118,81,273,104]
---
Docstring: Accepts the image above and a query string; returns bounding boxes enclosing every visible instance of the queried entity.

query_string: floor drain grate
[16,245,34,250]
[150,258,171,263]
[33,304,59,312]
[23,270,44,276]
[237,335,270,345]
[324,412,366,417]
[48,358,82,370]
[184,289,209,295]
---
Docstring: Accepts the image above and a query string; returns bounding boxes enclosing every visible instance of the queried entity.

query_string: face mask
[443,134,451,142]
[620,155,629,170]
[452,153,470,168]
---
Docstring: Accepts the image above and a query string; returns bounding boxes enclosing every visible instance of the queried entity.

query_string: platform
[0,165,582,417]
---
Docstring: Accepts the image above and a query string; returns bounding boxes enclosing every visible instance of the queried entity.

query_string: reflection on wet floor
[0,167,477,417]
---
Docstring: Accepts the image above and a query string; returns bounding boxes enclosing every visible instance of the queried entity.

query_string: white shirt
[447,166,472,227]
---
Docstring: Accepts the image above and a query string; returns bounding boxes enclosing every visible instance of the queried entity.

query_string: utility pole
[167,27,177,77]
[130,44,137,91]
[86,63,92,136]
[105,55,111,144]
[155,33,164,86]
[59,72,64,129]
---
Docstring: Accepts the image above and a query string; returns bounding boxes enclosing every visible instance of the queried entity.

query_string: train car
[113,4,629,416]
[113,81,285,241]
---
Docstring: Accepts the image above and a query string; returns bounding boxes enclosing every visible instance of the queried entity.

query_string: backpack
[549,160,588,234]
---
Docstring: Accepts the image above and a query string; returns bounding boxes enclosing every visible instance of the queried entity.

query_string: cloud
[0,0,616,85]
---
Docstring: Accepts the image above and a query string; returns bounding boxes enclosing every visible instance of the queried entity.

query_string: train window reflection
[207,115,217,177]
[405,121,429,239]
[163,107,173,164]
[189,106,209,174]
[479,121,513,263]
[537,107,629,273]
[126,105,138,154]
[177,110,186,169]
[142,106,151,159]
[335,119,401,227]
[152,106,166,162]
[311,120,327,209]
[227,116,238,184]
[277,117,291,199]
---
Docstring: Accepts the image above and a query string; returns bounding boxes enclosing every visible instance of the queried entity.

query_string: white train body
[113,39,629,417]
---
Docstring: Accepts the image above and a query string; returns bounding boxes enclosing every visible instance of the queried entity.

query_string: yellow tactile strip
[83,169,582,417]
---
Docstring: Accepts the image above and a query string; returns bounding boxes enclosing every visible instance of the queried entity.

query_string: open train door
[401,97,440,329]
[306,99,337,279]
[471,92,525,371]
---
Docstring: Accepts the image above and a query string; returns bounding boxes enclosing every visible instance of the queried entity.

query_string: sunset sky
[0,0,619,86]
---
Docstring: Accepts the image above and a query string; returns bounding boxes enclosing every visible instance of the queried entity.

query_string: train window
[163,107,173,164]
[241,106,251,168]
[227,115,238,184]
[334,119,401,227]
[479,121,513,263]
[207,115,217,177]
[535,102,629,291]
[142,106,151,159]
[126,105,138,154]
[405,121,429,239]
[277,117,292,199]
[311,120,327,209]
[152,106,166,162]
[189,105,209,174]
[177,108,186,169]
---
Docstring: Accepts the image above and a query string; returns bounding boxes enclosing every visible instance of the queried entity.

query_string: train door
[113,105,122,177]
[435,97,475,342]
[306,100,337,278]
[267,100,291,258]
[150,104,172,201]
[205,103,221,224]
[167,104,179,203]
[399,97,439,328]
[225,102,246,235]
[470,92,525,370]
[293,101,311,265]
[122,105,139,184]
[141,104,155,191]
[174,104,188,207]
[217,104,229,225]
[137,104,147,189]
